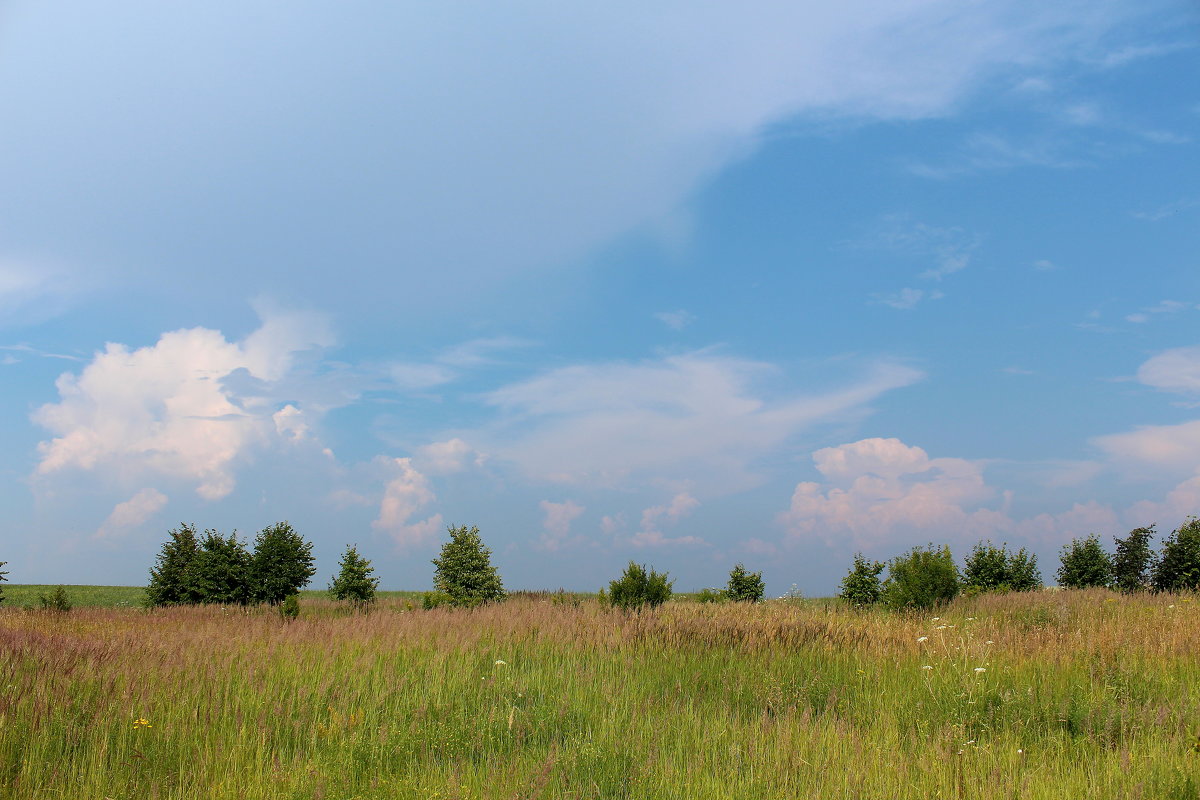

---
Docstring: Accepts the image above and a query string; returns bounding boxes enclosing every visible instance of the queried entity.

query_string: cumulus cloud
[538,499,586,551]
[1135,344,1200,394]
[416,438,483,474]
[371,457,444,549]
[478,352,922,491]
[32,308,334,499]
[632,492,706,548]
[94,488,168,540]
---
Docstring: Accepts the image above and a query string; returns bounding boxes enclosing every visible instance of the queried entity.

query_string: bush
[146,523,202,607]
[696,587,726,604]
[431,526,505,607]
[191,530,253,605]
[724,563,765,602]
[421,591,453,610]
[329,544,379,608]
[1056,534,1112,589]
[882,544,959,610]
[1151,518,1200,593]
[607,562,673,611]
[961,541,1042,592]
[839,553,884,606]
[38,586,71,612]
[1113,525,1155,593]
[279,594,300,621]
[248,521,316,605]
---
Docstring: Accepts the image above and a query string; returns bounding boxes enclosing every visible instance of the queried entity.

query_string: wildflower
[985,640,995,645]
[1017,749,1024,754]
[1168,604,1176,609]
[917,636,928,642]
[494,660,507,666]
[132,718,152,728]
[936,625,947,630]
[974,667,987,674]
[921,665,933,670]
[966,617,975,621]
[931,617,940,621]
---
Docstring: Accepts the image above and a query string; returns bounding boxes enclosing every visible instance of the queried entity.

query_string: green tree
[724,563,765,602]
[191,530,252,605]
[839,553,884,606]
[329,544,380,608]
[1112,525,1155,593]
[961,541,1042,592]
[1056,534,1112,589]
[248,521,316,605]
[0,560,8,606]
[1151,518,1200,593]
[431,525,505,607]
[38,586,71,612]
[607,562,673,611]
[146,523,202,607]
[881,544,959,610]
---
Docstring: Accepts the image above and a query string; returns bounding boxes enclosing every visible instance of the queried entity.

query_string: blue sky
[2,1,1198,595]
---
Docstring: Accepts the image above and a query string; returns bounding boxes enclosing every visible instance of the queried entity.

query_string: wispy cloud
[654,310,696,331]
[94,488,168,540]
[1124,300,1198,324]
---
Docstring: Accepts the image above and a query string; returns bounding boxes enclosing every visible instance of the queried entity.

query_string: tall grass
[2,589,1198,798]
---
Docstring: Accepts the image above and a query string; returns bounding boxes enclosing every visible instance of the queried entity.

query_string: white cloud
[1137,345,1200,394]
[416,438,482,475]
[654,310,696,331]
[538,499,586,551]
[1032,259,1058,271]
[1093,420,1200,474]
[94,488,168,540]
[632,492,706,548]
[875,288,943,310]
[32,307,334,499]
[371,457,444,549]
[478,352,923,491]
[1124,301,1196,325]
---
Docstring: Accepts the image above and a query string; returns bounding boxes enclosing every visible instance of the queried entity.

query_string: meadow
[2,589,1198,799]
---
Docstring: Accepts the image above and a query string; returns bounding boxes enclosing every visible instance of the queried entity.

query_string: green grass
[2,584,146,608]
[2,590,1199,798]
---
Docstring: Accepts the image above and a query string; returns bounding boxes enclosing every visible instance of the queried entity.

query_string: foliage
[960,541,1041,593]
[695,587,726,604]
[248,521,316,605]
[1151,518,1200,593]
[839,553,885,607]
[190,530,252,605]
[881,544,959,610]
[421,590,452,610]
[724,563,765,602]
[431,525,505,607]
[607,561,673,611]
[38,586,72,612]
[1112,525,1155,593]
[145,523,201,607]
[1056,534,1113,589]
[329,544,380,608]
[280,594,300,621]
[0,560,7,606]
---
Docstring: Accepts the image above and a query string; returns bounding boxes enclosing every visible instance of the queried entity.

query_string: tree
[1056,534,1112,589]
[191,530,252,605]
[248,521,316,605]
[1112,525,1155,593]
[431,525,505,607]
[724,563,765,602]
[607,562,673,611]
[39,586,71,612]
[961,541,1041,592]
[0,560,7,606]
[881,544,959,610]
[329,544,380,608]
[839,553,884,607]
[146,523,202,606]
[1151,518,1200,593]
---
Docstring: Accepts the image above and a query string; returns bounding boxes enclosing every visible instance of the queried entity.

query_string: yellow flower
[132,717,152,728]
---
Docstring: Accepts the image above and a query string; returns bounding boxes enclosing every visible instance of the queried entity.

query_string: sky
[1,1,1198,595]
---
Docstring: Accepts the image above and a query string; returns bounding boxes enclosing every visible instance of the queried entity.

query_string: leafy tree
[431,525,505,607]
[1056,534,1112,589]
[607,561,673,611]
[881,544,959,610]
[0,561,8,606]
[961,541,1042,592]
[39,586,71,612]
[839,553,884,606]
[191,530,252,605]
[280,594,300,621]
[329,544,380,608]
[1113,525,1155,593]
[1151,518,1200,593]
[724,563,765,602]
[249,521,316,605]
[146,523,202,606]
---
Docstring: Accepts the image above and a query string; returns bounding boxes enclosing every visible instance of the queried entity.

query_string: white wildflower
[495,660,507,666]
[974,667,986,673]
[917,636,929,642]
[921,665,933,670]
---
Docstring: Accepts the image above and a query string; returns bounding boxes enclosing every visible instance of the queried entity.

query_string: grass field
[2,589,1198,799]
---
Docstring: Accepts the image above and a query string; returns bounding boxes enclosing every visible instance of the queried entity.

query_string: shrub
[248,521,316,605]
[431,526,505,607]
[607,562,673,611]
[421,591,453,610]
[329,544,379,608]
[839,553,884,606]
[1056,534,1112,589]
[146,523,202,607]
[724,563,765,602]
[961,541,1042,592]
[1151,518,1200,593]
[696,587,726,604]
[1113,525,1155,593]
[881,544,959,610]
[38,586,71,612]
[191,530,253,605]
[0,561,7,606]
[280,594,300,621]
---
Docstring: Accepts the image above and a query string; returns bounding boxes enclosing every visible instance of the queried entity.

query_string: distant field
[2,589,1199,798]
[1,585,432,608]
